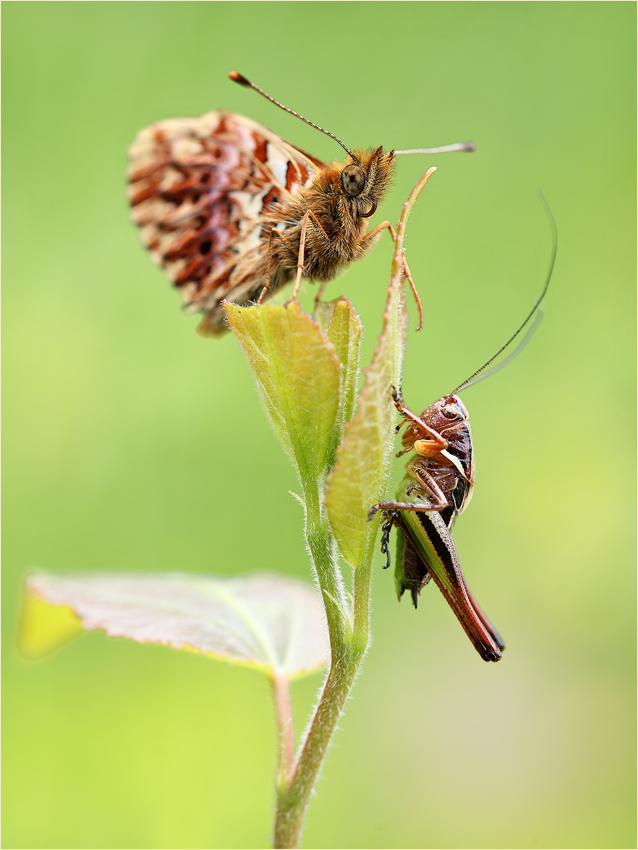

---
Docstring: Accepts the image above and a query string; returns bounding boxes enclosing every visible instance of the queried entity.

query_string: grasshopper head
[401,395,469,452]
[425,394,469,433]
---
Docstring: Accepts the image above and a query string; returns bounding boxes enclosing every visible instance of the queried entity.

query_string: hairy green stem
[270,170,435,846]
[272,673,295,788]
[303,485,350,648]
[273,485,372,849]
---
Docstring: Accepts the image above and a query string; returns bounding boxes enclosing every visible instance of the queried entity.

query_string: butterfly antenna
[395,142,477,155]
[452,191,557,395]
[229,71,361,166]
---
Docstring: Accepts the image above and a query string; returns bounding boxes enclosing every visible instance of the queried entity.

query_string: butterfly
[127,72,475,336]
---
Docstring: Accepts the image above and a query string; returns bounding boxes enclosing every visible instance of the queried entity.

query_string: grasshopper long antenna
[452,191,557,395]
[229,71,477,166]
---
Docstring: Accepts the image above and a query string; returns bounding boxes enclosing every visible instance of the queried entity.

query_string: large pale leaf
[18,591,83,659]
[22,571,329,679]
[325,169,437,567]
[225,300,341,487]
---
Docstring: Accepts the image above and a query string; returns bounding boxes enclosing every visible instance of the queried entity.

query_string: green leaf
[324,283,407,567]
[315,297,363,467]
[225,301,341,487]
[325,169,437,567]
[323,299,362,432]
[22,571,329,680]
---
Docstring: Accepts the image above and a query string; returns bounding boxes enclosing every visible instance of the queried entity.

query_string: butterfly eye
[340,164,366,197]
[441,405,460,419]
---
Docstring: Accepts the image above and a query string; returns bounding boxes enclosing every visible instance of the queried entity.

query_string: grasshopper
[369,197,557,662]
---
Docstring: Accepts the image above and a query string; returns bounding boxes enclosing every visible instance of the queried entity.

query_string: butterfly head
[338,147,395,219]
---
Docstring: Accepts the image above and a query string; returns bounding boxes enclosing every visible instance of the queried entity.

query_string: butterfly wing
[127,111,327,335]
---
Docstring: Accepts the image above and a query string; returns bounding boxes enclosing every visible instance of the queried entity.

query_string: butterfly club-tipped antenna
[395,142,478,156]
[229,71,362,167]
[451,192,557,396]
[229,71,477,164]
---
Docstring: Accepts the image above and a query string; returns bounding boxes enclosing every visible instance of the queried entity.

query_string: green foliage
[315,298,362,467]
[325,170,435,568]
[324,283,406,567]
[220,173,439,846]
[17,163,436,847]
[22,572,329,680]
[226,302,341,489]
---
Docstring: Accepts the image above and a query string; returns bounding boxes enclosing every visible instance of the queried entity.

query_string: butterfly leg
[362,222,424,331]
[306,209,330,242]
[308,213,335,307]
[313,279,330,308]
[288,210,331,305]
[258,228,300,304]
[400,255,423,331]
[288,211,311,302]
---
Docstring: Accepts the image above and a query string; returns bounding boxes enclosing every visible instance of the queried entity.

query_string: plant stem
[303,485,350,650]
[272,673,295,787]
[273,487,373,849]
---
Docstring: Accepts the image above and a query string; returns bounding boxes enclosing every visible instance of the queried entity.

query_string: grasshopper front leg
[368,464,448,521]
[391,385,449,457]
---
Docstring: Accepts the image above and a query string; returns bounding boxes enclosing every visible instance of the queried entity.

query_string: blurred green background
[3,3,635,848]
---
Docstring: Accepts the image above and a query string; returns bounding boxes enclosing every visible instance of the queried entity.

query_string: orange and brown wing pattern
[127,111,325,335]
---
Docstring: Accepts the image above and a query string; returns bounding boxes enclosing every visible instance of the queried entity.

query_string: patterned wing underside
[127,111,324,332]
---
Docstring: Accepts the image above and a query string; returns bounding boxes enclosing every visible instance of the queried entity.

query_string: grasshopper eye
[341,163,366,197]
[441,404,460,419]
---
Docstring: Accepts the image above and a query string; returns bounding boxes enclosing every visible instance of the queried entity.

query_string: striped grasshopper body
[372,390,505,662]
